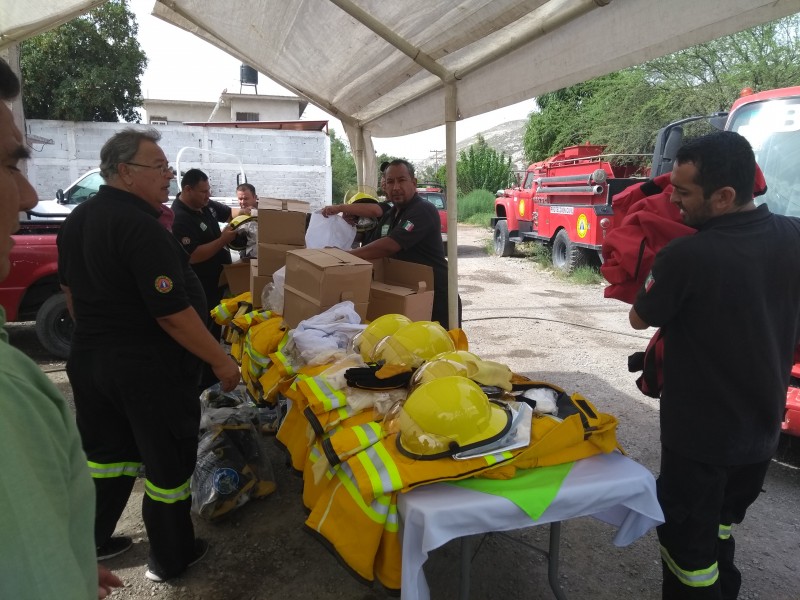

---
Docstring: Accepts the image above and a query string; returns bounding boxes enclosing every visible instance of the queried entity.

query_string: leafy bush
[457,189,496,222]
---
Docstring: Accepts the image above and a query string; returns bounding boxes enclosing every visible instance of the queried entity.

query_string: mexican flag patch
[644,271,655,292]
[401,220,415,232]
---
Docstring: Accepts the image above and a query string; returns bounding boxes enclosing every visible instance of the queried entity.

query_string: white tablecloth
[397,451,664,600]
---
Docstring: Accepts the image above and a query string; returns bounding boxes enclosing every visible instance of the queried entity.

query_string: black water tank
[240,64,258,85]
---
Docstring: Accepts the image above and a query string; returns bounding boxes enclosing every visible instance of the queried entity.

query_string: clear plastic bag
[192,384,277,520]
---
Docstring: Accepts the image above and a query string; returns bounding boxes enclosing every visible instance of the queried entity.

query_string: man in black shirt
[629,131,800,600]
[58,129,240,583]
[171,169,238,314]
[321,159,460,328]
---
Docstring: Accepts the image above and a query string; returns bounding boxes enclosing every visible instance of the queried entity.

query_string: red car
[416,182,447,245]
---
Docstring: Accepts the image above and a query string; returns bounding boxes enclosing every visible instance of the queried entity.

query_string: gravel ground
[8,224,800,600]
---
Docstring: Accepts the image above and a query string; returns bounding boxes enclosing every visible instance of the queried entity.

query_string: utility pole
[429,148,444,170]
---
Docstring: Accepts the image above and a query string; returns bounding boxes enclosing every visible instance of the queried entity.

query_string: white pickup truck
[24,147,247,220]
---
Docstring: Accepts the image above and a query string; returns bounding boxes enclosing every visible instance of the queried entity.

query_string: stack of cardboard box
[223,200,439,328]
[251,198,310,308]
[282,248,373,328]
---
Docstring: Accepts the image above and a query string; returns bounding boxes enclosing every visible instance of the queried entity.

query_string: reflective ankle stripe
[87,460,141,478]
[144,478,191,503]
[660,545,719,587]
[718,523,732,540]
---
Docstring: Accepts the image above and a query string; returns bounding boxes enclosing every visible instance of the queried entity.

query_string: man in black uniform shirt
[171,169,238,317]
[320,159,460,328]
[629,131,800,600]
[57,129,240,583]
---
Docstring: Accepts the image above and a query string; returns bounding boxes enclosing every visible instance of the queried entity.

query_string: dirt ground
[9,224,800,600]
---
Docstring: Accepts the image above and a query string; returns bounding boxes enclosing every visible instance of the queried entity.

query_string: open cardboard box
[367,258,434,322]
[283,248,372,328]
[249,261,272,309]
[219,262,251,296]
[257,242,304,277]
[257,198,310,245]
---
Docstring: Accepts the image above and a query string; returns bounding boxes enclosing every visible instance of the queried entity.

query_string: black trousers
[656,444,770,600]
[432,293,463,331]
[68,345,201,577]
[199,285,227,393]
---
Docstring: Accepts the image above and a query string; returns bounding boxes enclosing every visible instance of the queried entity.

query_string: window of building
[236,112,260,121]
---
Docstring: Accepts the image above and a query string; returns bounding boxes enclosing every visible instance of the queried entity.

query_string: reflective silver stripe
[353,423,382,448]
[660,545,719,587]
[86,461,141,479]
[362,445,395,495]
[144,478,191,504]
[718,523,732,540]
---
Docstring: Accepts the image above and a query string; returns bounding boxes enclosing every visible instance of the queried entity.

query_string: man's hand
[213,356,241,391]
[319,205,342,218]
[629,306,650,330]
[98,564,122,599]
[220,227,238,245]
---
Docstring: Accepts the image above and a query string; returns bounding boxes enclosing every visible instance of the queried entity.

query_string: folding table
[397,451,664,600]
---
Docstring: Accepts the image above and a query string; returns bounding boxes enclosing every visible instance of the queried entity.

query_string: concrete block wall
[24,120,332,210]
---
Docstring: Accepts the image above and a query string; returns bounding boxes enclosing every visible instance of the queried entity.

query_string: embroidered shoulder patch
[155,276,174,294]
[181,237,191,245]
[401,220,415,232]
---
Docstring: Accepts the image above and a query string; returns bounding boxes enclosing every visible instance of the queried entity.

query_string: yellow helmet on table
[394,376,512,459]
[353,313,412,361]
[373,321,455,368]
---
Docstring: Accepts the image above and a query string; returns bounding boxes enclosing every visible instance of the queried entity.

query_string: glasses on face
[124,162,174,176]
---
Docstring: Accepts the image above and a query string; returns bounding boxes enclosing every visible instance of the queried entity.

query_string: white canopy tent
[5,0,800,326]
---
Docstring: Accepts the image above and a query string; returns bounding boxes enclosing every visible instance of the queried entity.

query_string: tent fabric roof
[1,1,106,49]
[148,0,800,139]
[5,1,800,140]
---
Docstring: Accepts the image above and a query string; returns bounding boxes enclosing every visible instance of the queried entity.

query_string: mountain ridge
[412,119,528,173]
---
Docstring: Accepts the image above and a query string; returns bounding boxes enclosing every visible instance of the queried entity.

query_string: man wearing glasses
[57,128,240,583]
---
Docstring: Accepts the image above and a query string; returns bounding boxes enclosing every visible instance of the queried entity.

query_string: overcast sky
[130,0,536,161]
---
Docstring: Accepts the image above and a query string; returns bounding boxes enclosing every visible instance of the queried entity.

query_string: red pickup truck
[1,221,72,358]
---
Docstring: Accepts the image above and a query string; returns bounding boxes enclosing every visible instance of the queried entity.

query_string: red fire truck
[492,144,648,272]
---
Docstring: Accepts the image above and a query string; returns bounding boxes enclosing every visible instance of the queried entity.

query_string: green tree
[456,135,512,194]
[330,130,356,203]
[522,14,800,165]
[416,164,445,186]
[20,0,147,122]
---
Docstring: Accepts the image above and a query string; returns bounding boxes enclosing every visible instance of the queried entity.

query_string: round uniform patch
[213,467,240,495]
[181,237,191,245]
[154,275,174,293]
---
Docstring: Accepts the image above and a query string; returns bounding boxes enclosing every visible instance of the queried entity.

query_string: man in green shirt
[0,58,121,599]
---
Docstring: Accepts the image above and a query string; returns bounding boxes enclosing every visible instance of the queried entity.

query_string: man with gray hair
[57,127,240,582]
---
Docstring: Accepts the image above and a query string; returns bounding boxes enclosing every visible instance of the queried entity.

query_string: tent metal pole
[445,83,459,330]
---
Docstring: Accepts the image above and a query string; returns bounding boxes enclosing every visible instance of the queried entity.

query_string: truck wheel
[35,293,74,359]
[493,220,515,257]
[551,229,589,274]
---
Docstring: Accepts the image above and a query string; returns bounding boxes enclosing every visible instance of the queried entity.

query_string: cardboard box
[367,258,435,322]
[257,198,310,246]
[250,262,272,309]
[283,248,373,328]
[220,262,251,296]
[257,243,304,277]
